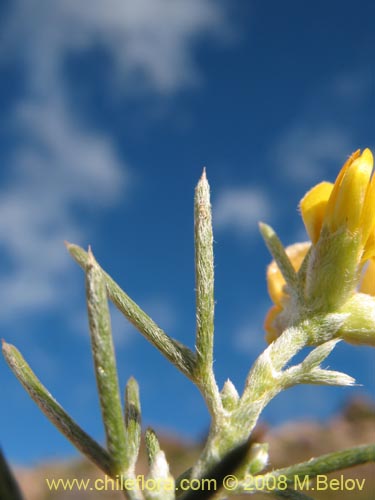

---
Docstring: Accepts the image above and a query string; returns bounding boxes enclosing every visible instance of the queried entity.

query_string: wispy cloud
[1,0,232,94]
[0,94,127,320]
[0,1,234,320]
[214,187,271,235]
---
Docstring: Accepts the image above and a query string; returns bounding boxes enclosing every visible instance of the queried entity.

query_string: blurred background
[0,0,374,468]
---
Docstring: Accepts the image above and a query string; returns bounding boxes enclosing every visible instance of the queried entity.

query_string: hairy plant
[3,150,375,499]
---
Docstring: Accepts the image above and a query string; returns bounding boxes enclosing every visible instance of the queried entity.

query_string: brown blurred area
[13,396,375,500]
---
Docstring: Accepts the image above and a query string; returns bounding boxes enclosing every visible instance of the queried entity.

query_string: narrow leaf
[2,341,112,476]
[194,169,215,373]
[86,249,127,474]
[264,444,375,482]
[125,377,141,470]
[301,339,341,370]
[259,222,298,290]
[66,243,196,380]
[144,428,175,497]
[145,428,161,466]
[299,369,356,386]
[193,170,221,415]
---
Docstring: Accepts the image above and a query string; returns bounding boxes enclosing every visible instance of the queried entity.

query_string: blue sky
[0,0,374,465]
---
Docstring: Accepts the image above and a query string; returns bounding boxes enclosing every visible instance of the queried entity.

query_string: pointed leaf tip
[258,222,273,238]
[2,339,11,355]
[64,240,77,253]
[86,246,95,266]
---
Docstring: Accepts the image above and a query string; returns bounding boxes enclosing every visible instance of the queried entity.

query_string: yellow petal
[362,231,375,263]
[327,149,373,232]
[264,305,283,343]
[359,257,375,295]
[324,150,360,226]
[300,181,333,244]
[266,242,311,304]
[360,150,375,245]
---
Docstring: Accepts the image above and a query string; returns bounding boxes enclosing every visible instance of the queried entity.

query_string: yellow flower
[300,148,375,313]
[265,148,375,346]
[300,148,375,259]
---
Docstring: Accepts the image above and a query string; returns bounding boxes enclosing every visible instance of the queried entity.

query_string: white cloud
[214,187,271,234]
[0,96,127,319]
[0,1,233,320]
[1,0,231,94]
